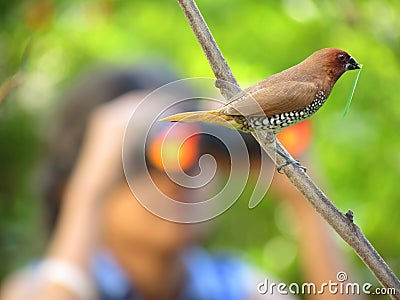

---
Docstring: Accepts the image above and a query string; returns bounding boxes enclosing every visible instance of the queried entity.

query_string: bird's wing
[220,80,319,116]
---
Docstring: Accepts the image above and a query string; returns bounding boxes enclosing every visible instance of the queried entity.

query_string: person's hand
[64,92,145,206]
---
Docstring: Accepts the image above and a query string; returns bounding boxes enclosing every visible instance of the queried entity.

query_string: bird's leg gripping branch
[274,146,307,173]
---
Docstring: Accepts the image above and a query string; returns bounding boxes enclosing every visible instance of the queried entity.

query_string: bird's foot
[275,148,307,173]
[277,159,307,173]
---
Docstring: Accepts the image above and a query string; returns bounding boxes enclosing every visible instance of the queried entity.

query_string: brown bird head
[302,48,360,86]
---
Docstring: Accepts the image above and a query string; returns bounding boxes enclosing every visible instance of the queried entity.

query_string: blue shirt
[91,247,254,300]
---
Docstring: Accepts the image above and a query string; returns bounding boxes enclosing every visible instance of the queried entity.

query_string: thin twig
[0,73,23,104]
[0,39,31,105]
[177,0,400,298]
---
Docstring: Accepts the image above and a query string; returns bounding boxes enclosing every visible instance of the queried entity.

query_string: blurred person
[0,64,362,300]
[0,64,272,300]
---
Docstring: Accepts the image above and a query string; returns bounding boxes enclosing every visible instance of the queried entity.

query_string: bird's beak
[345,56,361,71]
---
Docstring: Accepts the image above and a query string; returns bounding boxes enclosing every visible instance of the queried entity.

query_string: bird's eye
[337,53,346,62]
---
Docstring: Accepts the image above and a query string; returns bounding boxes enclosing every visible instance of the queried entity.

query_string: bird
[162,48,360,171]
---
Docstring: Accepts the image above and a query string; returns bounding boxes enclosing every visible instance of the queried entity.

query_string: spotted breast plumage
[232,89,328,133]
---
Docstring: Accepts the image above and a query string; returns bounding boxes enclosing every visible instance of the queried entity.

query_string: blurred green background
[0,0,399,297]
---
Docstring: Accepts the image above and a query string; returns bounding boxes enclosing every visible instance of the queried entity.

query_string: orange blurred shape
[148,125,200,172]
[277,120,312,157]
[25,0,55,31]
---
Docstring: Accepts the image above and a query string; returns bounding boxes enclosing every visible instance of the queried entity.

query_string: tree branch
[177,0,400,298]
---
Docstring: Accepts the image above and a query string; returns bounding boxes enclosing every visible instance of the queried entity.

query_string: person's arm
[0,94,141,300]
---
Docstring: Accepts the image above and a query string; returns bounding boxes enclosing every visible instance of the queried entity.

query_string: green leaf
[343,65,362,117]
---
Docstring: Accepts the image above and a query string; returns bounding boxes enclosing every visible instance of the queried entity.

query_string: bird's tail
[161,110,234,128]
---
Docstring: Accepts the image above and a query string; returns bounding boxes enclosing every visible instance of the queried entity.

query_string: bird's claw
[277,159,307,173]
[275,147,307,173]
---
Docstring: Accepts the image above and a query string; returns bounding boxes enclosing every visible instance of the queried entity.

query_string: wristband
[38,258,96,299]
